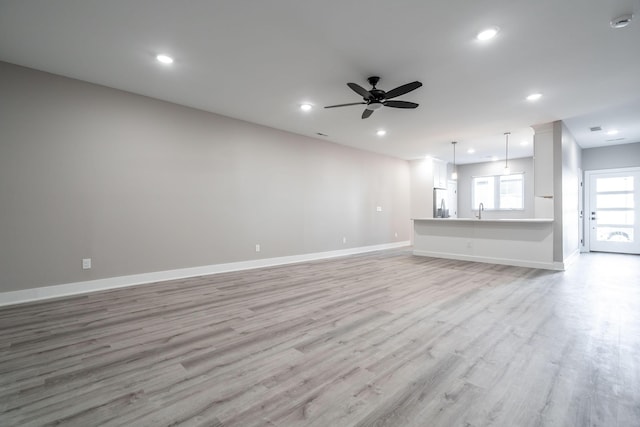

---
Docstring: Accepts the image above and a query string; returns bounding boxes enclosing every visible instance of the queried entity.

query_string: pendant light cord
[450,141,458,180]
[452,141,457,177]
[504,132,510,169]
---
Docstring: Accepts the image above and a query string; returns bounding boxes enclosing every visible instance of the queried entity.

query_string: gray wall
[456,157,534,219]
[409,159,434,219]
[582,142,640,171]
[560,122,582,260]
[0,62,411,292]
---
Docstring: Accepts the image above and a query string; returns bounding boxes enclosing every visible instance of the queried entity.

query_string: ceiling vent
[606,137,625,142]
[611,14,633,28]
[590,126,602,132]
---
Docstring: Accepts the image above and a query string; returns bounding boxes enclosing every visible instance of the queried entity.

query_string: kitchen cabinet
[433,159,448,189]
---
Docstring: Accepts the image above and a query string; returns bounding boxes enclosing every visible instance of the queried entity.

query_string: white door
[587,168,640,254]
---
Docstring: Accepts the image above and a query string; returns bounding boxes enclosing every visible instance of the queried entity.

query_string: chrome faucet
[477,202,484,220]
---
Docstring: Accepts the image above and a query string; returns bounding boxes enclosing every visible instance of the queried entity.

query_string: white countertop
[412,218,554,223]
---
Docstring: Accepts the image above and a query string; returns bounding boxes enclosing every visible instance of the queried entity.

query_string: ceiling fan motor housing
[369,89,386,101]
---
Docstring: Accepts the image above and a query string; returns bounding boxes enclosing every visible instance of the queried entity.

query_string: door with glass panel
[588,168,640,254]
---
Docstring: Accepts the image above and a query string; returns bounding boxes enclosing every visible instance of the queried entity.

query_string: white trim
[563,248,581,269]
[412,249,564,271]
[0,241,410,307]
[584,170,593,251]
[584,166,640,174]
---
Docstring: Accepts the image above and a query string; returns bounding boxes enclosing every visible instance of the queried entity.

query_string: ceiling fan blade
[347,83,372,100]
[362,109,374,119]
[324,102,367,109]
[384,100,419,109]
[384,81,422,100]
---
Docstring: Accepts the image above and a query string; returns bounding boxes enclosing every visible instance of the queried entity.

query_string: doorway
[585,167,640,254]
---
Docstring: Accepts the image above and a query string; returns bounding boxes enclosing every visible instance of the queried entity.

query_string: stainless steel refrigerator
[434,188,449,218]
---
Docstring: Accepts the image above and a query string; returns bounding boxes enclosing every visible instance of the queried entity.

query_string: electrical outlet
[376,206,382,212]
[255,244,261,252]
[394,232,398,238]
[342,237,347,244]
[82,258,92,270]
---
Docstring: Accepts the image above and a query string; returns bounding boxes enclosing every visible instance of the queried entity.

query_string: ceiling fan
[325,76,422,119]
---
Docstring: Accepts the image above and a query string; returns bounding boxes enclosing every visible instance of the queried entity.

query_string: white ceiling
[1,0,639,164]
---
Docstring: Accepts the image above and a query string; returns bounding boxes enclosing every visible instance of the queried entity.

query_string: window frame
[472,172,525,211]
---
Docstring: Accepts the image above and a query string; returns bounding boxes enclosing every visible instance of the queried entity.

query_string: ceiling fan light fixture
[526,93,542,101]
[366,102,384,111]
[376,129,387,137]
[300,103,313,112]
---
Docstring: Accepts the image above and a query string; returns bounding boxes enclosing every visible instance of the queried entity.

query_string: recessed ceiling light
[300,103,313,112]
[376,130,387,137]
[606,129,619,135]
[477,27,499,41]
[467,148,475,154]
[526,93,542,101]
[156,54,174,64]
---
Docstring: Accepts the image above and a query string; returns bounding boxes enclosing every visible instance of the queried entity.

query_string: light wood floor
[1,250,639,426]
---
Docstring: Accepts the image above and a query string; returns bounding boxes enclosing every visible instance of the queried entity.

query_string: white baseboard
[561,249,581,269]
[551,249,581,271]
[412,249,563,271]
[0,241,410,307]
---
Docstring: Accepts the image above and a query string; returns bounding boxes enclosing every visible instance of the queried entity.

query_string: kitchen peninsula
[412,218,558,270]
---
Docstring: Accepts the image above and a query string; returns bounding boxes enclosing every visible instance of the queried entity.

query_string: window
[472,173,524,210]
[473,176,495,209]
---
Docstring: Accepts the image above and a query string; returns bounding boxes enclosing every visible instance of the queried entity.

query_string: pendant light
[451,141,458,180]
[503,132,511,175]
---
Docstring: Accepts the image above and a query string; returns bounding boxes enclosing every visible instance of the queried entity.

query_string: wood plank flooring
[1,249,639,426]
